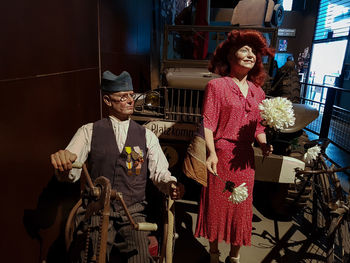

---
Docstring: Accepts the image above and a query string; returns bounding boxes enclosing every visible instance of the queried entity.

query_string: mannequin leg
[227,245,240,263]
[209,240,220,263]
[229,245,240,258]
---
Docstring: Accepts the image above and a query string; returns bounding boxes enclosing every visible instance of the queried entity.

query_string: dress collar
[224,77,252,98]
[224,77,258,112]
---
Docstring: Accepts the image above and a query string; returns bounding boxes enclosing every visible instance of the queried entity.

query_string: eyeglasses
[116,93,137,102]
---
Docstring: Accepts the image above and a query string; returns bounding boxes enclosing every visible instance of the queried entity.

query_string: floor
[172,197,341,263]
[171,138,350,263]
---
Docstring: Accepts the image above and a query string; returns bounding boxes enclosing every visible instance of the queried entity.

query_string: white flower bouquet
[259,97,296,131]
[214,173,248,204]
[304,145,321,163]
[258,97,296,159]
[228,183,248,204]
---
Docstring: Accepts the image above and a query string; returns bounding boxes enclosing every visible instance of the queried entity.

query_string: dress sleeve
[202,81,220,132]
[254,87,266,139]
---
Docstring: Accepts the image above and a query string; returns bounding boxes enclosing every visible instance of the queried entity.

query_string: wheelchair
[65,163,176,263]
[253,103,320,218]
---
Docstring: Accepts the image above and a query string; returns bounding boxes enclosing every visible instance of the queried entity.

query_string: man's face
[103,91,135,120]
[233,45,256,70]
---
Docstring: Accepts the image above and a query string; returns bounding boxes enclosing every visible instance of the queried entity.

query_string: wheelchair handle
[136,222,158,231]
[72,162,83,169]
[71,162,95,191]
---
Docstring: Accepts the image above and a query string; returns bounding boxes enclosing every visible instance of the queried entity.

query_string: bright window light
[283,0,293,11]
[309,40,347,85]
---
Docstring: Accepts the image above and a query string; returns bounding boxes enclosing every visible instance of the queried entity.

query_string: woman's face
[232,45,256,70]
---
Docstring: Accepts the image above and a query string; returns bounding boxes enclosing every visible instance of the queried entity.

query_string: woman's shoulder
[207,76,230,89]
[248,81,266,102]
[248,81,265,97]
[208,76,228,84]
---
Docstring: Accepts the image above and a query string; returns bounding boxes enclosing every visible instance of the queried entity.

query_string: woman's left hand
[260,143,273,156]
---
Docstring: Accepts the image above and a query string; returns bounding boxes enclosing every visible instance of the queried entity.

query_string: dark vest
[88,118,148,208]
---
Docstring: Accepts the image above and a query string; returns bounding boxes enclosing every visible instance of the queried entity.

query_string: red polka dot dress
[194,77,266,246]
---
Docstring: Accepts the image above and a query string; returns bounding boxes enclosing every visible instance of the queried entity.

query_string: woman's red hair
[208,29,275,86]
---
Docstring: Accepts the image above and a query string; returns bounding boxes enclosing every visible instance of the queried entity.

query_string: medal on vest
[125,146,133,175]
[125,146,144,176]
[132,146,144,175]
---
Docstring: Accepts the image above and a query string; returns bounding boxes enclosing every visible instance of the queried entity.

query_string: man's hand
[50,150,77,174]
[168,182,185,200]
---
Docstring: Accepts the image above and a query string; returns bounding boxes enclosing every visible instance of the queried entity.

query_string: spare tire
[272,4,284,27]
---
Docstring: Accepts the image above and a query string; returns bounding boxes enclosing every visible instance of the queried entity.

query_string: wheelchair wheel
[65,198,82,251]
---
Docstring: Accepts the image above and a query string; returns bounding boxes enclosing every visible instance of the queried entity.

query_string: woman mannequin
[194,30,274,263]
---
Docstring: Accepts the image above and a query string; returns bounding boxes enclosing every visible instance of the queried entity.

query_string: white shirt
[61,116,177,194]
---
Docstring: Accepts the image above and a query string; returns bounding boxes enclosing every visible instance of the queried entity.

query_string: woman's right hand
[206,152,218,175]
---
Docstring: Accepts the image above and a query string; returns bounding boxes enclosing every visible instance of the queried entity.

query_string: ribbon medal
[132,146,144,175]
[125,146,133,175]
[124,146,144,176]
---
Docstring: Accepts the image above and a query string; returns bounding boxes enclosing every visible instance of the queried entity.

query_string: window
[314,0,350,41]
[283,0,293,11]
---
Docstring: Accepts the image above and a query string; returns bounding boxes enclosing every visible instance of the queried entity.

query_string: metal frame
[162,24,277,72]
[300,82,350,154]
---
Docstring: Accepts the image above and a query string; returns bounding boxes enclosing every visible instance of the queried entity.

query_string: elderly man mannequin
[51,70,183,263]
